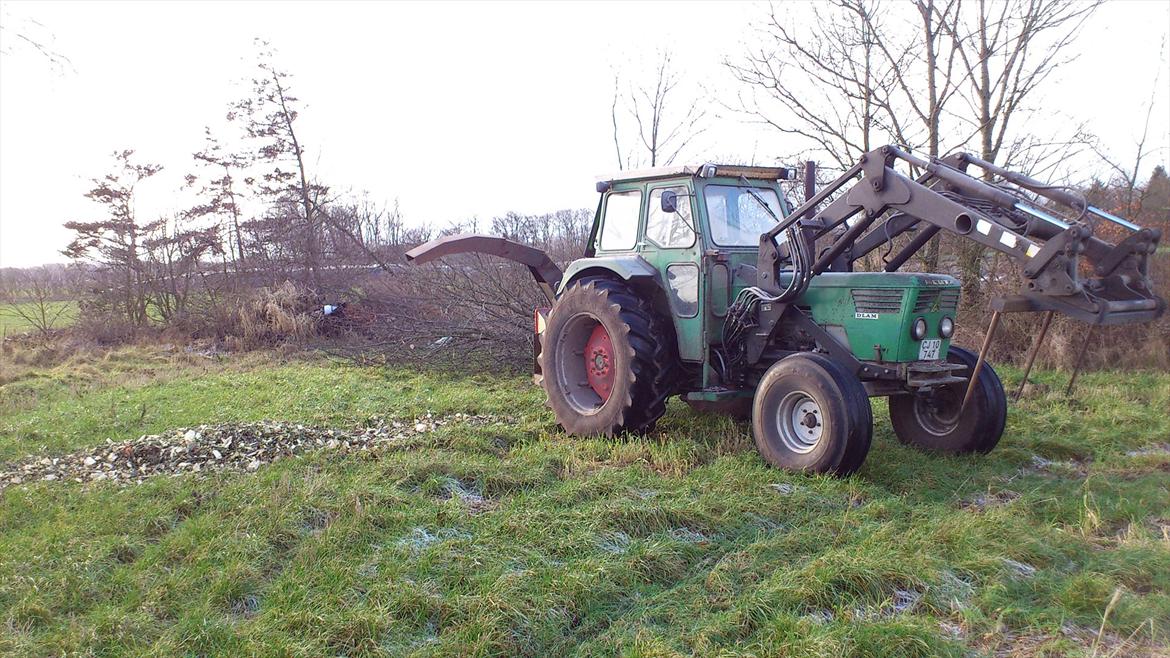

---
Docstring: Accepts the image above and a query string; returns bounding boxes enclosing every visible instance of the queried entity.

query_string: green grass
[1,347,1168,656]
[0,300,77,335]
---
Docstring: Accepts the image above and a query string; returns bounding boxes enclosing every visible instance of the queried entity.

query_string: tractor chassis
[691,304,967,404]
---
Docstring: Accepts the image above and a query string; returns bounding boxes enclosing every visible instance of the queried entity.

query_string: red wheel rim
[585,324,615,402]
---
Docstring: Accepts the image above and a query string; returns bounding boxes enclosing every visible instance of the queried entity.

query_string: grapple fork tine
[1014,310,1054,401]
[961,310,1001,414]
[1065,325,1097,397]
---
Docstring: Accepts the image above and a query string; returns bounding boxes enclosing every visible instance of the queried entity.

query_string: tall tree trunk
[273,74,321,292]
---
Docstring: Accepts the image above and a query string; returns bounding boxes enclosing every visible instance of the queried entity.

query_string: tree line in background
[3,2,1168,370]
[0,41,592,357]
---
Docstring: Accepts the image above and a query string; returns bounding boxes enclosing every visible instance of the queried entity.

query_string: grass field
[0,301,78,336]
[1,346,1168,656]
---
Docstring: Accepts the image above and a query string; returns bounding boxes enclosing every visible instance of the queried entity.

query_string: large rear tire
[751,353,873,476]
[888,345,1007,454]
[539,277,677,436]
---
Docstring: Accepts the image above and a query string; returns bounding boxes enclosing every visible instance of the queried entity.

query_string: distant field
[0,346,1167,656]
[0,300,77,335]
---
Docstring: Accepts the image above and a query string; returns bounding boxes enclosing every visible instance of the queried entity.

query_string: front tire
[888,345,1007,454]
[539,277,676,436]
[751,353,873,476]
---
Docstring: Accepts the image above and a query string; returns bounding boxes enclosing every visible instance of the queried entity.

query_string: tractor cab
[571,164,960,395]
[565,165,795,366]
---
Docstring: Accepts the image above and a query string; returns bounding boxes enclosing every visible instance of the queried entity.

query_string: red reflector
[534,307,550,334]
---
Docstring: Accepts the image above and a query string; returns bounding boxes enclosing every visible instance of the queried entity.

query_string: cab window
[599,190,641,251]
[704,184,785,246]
[646,186,695,249]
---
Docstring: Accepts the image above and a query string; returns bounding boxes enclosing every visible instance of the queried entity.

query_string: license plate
[918,339,942,361]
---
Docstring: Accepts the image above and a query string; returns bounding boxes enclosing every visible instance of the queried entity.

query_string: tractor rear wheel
[539,276,676,436]
[751,353,873,476]
[888,345,1007,454]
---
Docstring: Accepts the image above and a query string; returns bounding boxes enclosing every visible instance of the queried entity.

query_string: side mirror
[661,190,679,214]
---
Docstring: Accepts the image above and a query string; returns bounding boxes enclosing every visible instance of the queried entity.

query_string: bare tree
[939,0,1102,298]
[312,195,414,280]
[1088,44,1165,218]
[189,127,251,264]
[0,267,76,338]
[937,0,1101,169]
[63,150,163,327]
[612,51,707,169]
[726,0,970,172]
[0,8,73,73]
[727,0,906,171]
[141,214,222,325]
[730,0,1102,284]
[728,0,968,268]
[229,40,328,290]
[731,0,1099,168]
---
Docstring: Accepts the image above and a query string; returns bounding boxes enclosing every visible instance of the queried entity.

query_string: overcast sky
[1,0,1167,268]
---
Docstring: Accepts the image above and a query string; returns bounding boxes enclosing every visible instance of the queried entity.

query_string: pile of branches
[318,210,590,372]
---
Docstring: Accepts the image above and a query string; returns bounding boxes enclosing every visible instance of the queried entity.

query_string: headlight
[911,317,928,340]
[939,316,955,338]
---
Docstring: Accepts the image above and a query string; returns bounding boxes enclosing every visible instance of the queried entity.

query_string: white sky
[0,0,1167,268]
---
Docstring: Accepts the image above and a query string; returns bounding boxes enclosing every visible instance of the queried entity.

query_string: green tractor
[407,146,1163,475]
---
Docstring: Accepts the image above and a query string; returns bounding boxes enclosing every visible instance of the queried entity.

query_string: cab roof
[596,164,794,184]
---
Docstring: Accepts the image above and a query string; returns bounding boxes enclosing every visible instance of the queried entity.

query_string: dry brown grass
[232,281,320,349]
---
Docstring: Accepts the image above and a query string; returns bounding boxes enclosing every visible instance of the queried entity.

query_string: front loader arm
[405,234,564,304]
[757,145,1164,326]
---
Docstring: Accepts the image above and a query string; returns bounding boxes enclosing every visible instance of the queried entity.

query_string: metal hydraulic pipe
[947,152,1141,232]
[1087,206,1142,232]
[914,158,1025,212]
[958,153,1086,210]
[1013,203,1071,231]
[901,148,1075,235]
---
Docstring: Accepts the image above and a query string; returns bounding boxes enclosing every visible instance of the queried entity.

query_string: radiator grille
[852,289,904,314]
[913,288,961,313]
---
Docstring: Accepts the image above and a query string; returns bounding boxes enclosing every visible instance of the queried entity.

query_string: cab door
[641,182,704,363]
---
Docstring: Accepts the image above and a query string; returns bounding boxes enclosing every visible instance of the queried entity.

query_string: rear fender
[560,256,666,311]
[559,256,659,293]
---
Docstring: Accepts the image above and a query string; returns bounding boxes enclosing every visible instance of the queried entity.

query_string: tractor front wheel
[888,345,1007,454]
[539,277,676,436]
[751,353,873,476]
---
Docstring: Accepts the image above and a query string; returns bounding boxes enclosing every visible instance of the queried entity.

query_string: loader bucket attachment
[405,233,564,304]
